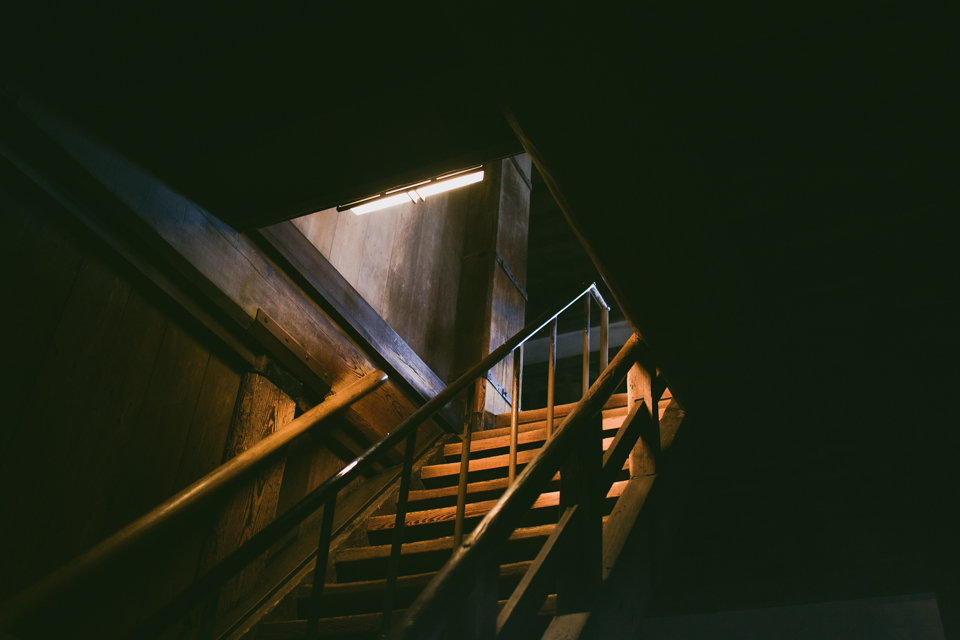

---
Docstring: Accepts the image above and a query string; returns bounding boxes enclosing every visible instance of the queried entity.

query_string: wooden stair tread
[489,393,628,429]
[444,415,623,458]
[368,481,627,532]
[421,436,615,480]
[256,596,557,639]
[337,523,557,564]
[298,561,533,599]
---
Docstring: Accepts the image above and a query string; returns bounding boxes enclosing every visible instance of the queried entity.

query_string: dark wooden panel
[8,255,132,579]
[100,320,212,536]
[0,193,87,458]
[256,222,460,432]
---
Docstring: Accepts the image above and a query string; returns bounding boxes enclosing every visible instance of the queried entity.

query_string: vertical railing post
[381,429,418,634]
[599,302,609,373]
[627,350,660,478]
[582,296,591,398]
[454,385,476,547]
[517,343,523,412]
[509,348,521,484]
[556,411,604,614]
[304,495,337,640]
[546,318,557,440]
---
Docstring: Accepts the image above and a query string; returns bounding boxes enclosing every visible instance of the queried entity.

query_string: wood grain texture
[200,373,296,615]
[35,114,436,461]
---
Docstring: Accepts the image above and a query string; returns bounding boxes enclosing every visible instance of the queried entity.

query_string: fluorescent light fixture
[351,192,413,215]
[341,168,485,215]
[415,170,484,199]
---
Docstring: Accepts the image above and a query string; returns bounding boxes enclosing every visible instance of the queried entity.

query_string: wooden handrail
[0,370,387,628]
[388,334,645,639]
[117,283,610,639]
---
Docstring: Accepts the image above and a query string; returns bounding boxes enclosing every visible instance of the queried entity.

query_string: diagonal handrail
[0,371,388,630]
[388,334,646,639]
[119,283,611,639]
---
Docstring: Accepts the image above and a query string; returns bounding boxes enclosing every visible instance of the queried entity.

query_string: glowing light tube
[416,170,484,199]
[351,192,412,215]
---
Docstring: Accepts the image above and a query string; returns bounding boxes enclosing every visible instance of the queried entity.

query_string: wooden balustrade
[389,334,649,640]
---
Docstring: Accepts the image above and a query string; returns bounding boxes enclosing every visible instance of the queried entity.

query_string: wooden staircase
[252,394,636,639]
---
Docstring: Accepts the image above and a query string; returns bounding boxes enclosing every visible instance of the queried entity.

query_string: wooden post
[509,349,521,484]
[546,318,557,440]
[454,386,476,547]
[599,304,609,372]
[627,358,660,477]
[582,297,591,398]
[556,412,603,614]
[195,372,295,618]
[304,496,337,640]
[381,429,418,634]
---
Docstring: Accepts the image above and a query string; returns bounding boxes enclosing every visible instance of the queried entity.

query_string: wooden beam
[254,222,461,433]
[497,506,576,640]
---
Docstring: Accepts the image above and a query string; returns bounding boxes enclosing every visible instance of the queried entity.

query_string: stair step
[444,412,624,461]
[365,481,627,545]
[477,394,628,439]
[256,596,557,639]
[419,436,615,488]
[295,562,533,618]
[407,475,557,511]
[335,523,564,583]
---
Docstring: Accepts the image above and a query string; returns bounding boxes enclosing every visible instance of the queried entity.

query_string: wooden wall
[0,100,453,638]
[291,188,471,383]
[0,159,244,632]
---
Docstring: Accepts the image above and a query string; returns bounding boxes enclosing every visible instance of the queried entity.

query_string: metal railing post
[381,429,418,634]
[305,495,337,640]
[599,302,609,373]
[509,348,521,485]
[454,386,476,547]
[546,318,557,440]
[582,296,591,398]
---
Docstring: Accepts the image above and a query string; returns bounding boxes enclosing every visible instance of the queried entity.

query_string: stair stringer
[222,433,449,640]
[542,399,686,640]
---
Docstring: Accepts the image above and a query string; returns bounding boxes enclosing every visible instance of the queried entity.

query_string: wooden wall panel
[292,186,472,382]
[0,171,243,622]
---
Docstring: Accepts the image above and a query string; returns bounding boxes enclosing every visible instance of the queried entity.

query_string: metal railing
[0,371,388,631]
[389,334,657,640]
[0,283,615,640]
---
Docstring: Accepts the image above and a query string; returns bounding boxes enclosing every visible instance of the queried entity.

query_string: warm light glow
[348,169,485,215]
[416,170,484,199]
[351,192,412,215]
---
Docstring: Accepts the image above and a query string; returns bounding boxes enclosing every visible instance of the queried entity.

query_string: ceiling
[2,1,957,624]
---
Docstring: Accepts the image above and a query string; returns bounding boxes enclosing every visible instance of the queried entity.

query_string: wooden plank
[100,320,212,535]
[291,208,339,259]
[444,415,623,459]
[256,221,461,432]
[421,436,615,484]
[249,308,334,392]
[354,206,402,314]
[491,393,628,428]
[601,403,647,494]
[20,111,447,462]
[556,412,603,615]
[211,432,446,640]
[200,373,296,616]
[367,482,626,533]
[327,210,369,285]
[497,506,576,640]
[0,205,87,460]
[8,255,132,578]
